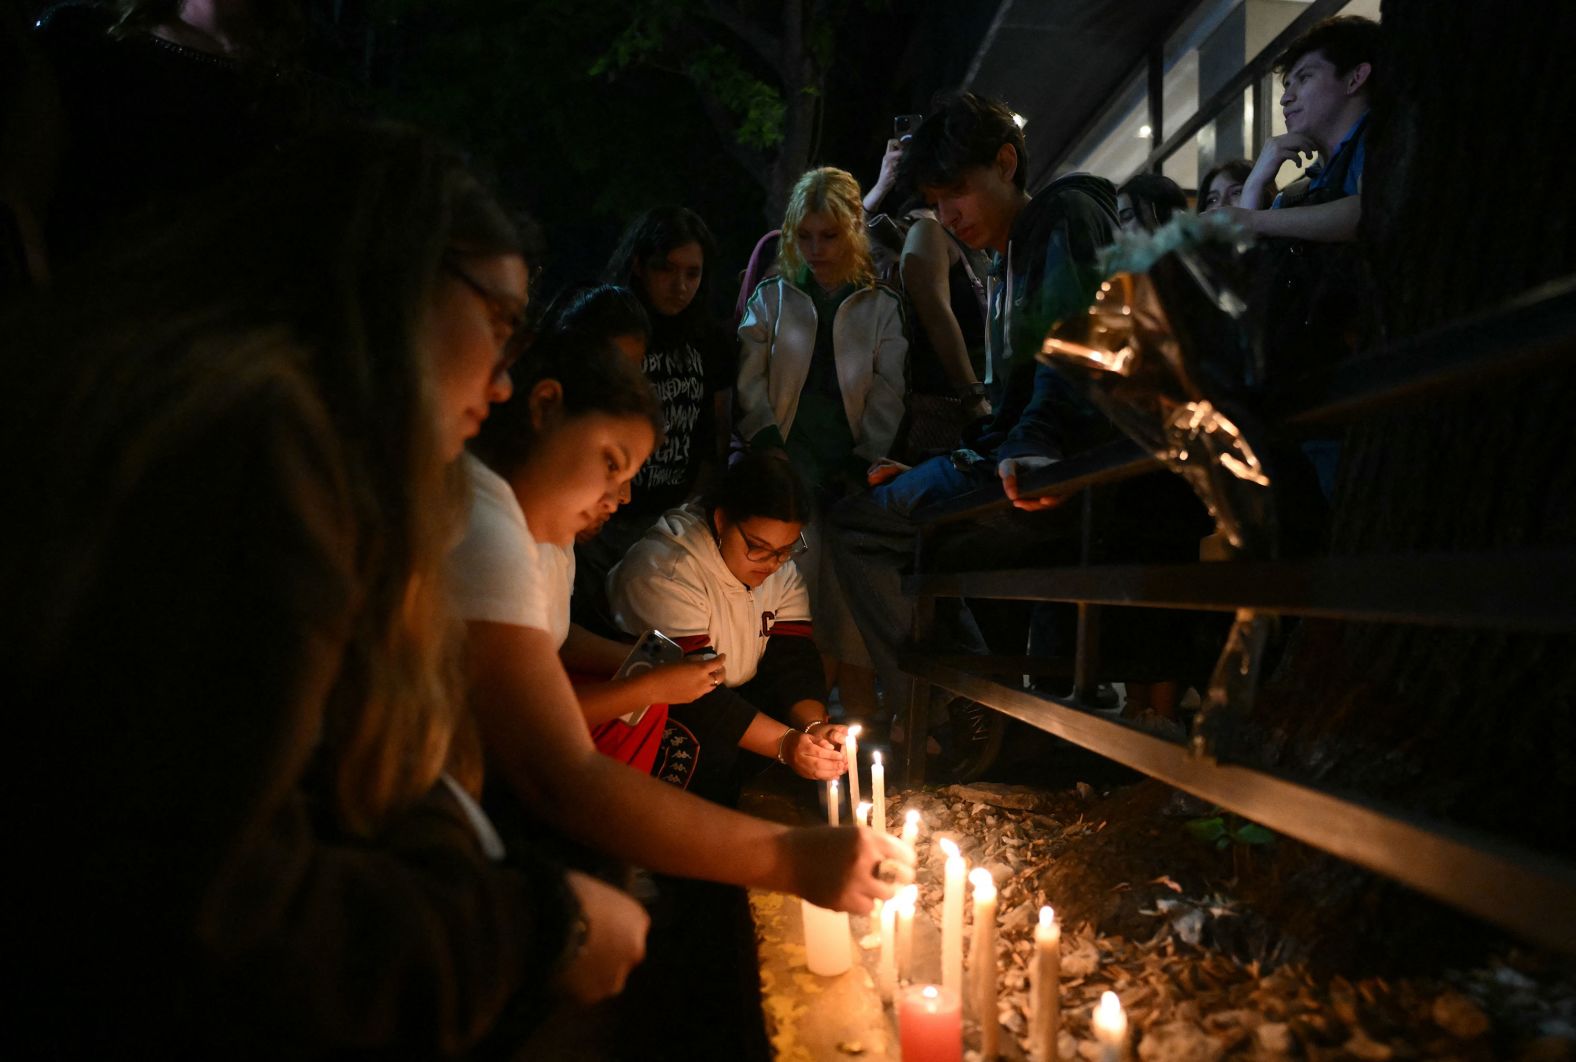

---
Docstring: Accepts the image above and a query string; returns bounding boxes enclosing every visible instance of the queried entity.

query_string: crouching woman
[608,452,846,804]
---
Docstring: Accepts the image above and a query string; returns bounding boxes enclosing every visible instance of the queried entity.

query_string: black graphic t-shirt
[631,314,736,517]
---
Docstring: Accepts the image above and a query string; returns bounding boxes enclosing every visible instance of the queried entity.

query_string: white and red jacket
[607,502,816,688]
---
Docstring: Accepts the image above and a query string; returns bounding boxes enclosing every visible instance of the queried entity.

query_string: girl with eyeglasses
[4,123,645,1055]
[451,329,911,896]
[607,451,848,804]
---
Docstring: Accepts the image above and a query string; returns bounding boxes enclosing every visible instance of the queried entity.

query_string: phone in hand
[615,629,684,726]
[894,114,924,142]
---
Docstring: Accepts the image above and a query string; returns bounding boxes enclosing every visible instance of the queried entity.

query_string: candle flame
[848,724,862,738]
[905,809,920,827]
[922,985,939,1000]
[1096,990,1124,1025]
[831,779,839,794]
[897,883,918,911]
[939,837,960,859]
[969,867,995,893]
[872,750,882,766]
[1039,905,1055,928]
[856,801,872,823]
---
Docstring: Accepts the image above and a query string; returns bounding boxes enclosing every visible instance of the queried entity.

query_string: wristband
[776,730,794,765]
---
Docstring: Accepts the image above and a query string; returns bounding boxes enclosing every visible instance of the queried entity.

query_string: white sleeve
[855,292,910,462]
[735,283,779,444]
[607,551,713,642]
[448,490,555,632]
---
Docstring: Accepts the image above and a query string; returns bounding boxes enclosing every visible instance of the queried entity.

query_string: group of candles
[803,726,1131,1061]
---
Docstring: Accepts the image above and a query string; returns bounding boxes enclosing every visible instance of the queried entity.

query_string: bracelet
[803,719,829,736]
[776,730,794,765]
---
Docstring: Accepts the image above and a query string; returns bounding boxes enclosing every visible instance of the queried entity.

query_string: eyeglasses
[444,256,527,363]
[733,524,809,565]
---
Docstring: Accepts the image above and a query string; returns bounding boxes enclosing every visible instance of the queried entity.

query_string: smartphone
[894,114,924,143]
[616,629,685,726]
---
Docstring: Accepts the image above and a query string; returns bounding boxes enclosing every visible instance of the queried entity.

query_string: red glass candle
[898,983,962,1062]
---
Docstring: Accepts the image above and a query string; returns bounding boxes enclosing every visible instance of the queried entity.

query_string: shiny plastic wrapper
[1039,217,1283,557]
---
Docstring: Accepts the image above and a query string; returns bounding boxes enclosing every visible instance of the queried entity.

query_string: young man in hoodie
[828,91,1122,749]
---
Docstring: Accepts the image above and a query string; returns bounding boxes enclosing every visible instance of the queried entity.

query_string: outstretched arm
[468,620,912,912]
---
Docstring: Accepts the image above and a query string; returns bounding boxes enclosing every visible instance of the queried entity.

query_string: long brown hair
[10,123,521,836]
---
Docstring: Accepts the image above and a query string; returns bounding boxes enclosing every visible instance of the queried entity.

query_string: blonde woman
[737,166,908,716]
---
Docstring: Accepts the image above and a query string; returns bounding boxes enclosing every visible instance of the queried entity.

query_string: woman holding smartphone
[609,451,846,803]
[451,329,890,870]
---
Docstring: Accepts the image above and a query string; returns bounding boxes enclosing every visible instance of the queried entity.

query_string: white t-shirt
[448,454,574,648]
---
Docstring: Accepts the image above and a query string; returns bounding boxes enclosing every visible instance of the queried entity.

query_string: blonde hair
[777,167,875,287]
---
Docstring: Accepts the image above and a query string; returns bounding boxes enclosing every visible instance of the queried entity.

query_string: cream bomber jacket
[735,276,909,462]
[607,503,814,688]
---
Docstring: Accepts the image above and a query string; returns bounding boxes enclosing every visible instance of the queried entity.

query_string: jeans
[827,455,1084,719]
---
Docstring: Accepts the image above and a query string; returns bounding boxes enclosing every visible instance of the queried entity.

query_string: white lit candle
[1092,991,1127,1062]
[901,808,921,848]
[1031,905,1061,1062]
[855,801,872,828]
[895,883,918,984]
[827,778,840,827]
[878,894,898,1002]
[871,751,887,833]
[845,724,862,812]
[938,838,966,997]
[969,867,998,1060]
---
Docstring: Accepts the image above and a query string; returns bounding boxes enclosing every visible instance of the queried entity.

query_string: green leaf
[1232,823,1276,846]
[1185,817,1227,844]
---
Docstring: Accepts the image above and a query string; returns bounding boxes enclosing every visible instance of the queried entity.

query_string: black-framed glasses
[443,257,527,360]
[735,525,809,565]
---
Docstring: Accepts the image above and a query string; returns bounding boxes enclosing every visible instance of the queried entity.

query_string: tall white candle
[827,778,840,827]
[1092,991,1127,1062]
[901,808,921,848]
[878,894,898,1002]
[871,751,887,834]
[1031,906,1061,1062]
[856,801,872,828]
[969,867,998,1060]
[895,883,918,984]
[939,838,966,997]
[845,724,862,813]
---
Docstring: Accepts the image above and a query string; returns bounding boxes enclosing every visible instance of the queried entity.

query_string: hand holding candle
[939,837,966,997]
[969,867,999,1059]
